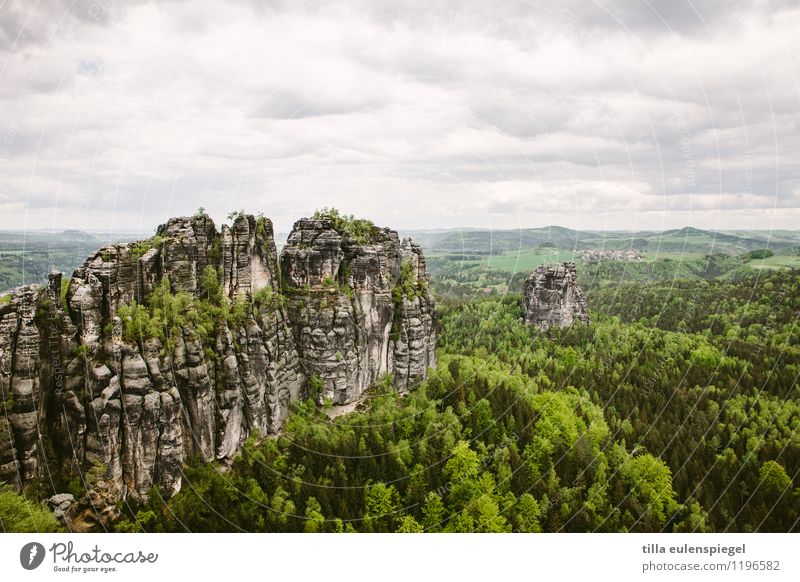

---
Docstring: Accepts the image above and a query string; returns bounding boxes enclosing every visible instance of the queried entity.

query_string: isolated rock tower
[523,262,590,330]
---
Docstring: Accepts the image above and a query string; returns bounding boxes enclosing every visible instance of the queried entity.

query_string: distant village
[578,249,644,262]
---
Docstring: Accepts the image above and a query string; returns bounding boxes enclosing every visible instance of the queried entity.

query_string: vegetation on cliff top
[312,207,380,244]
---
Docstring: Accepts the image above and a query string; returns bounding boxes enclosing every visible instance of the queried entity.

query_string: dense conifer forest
[93,269,798,533]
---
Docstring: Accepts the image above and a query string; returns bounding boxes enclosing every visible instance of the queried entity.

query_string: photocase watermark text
[49,541,159,565]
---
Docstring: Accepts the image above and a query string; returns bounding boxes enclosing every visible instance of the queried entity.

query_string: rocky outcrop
[282,218,436,404]
[0,286,44,488]
[46,488,119,532]
[0,211,435,517]
[393,239,437,391]
[523,262,590,330]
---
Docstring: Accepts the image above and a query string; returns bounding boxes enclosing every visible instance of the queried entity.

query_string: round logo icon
[20,542,46,570]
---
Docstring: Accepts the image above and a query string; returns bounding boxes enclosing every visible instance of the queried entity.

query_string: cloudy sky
[1,0,799,236]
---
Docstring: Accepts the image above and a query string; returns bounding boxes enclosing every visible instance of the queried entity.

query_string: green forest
[1,231,798,533]
[104,269,799,533]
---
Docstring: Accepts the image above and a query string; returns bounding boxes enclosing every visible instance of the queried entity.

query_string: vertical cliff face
[0,286,44,489]
[523,262,590,330]
[0,211,436,521]
[281,218,436,404]
[393,239,437,391]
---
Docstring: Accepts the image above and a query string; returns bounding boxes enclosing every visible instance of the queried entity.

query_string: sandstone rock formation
[0,212,436,522]
[523,262,590,330]
[282,218,436,404]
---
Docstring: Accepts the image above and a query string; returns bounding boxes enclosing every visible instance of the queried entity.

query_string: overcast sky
[1,0,799,237]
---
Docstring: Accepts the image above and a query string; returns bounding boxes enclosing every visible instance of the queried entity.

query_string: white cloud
[0,0,799,234]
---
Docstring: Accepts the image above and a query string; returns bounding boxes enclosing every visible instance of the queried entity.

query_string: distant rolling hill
[403,226,800,256]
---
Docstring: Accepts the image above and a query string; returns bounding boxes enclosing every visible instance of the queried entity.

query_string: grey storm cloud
[0,0,799,233]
